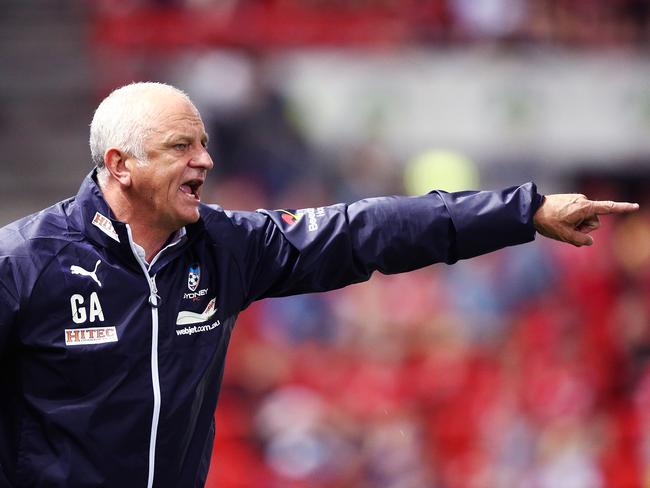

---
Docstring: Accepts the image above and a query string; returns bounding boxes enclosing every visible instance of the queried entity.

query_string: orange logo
[279,210,302,225]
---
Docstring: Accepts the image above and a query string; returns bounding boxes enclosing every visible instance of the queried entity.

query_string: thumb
[566,229,594,247]
[576,215,600,233]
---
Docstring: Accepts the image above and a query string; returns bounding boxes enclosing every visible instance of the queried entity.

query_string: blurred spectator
[449,0,529,40]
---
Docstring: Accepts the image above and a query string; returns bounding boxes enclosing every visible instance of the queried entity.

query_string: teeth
[179,184,201,201]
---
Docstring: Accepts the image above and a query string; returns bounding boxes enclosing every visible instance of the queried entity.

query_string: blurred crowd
[92,0,650,47]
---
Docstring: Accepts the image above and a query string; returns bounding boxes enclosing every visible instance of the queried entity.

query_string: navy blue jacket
[0,171,542,487]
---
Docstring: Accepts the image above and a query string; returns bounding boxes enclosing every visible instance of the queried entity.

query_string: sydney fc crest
[188,264,201,292]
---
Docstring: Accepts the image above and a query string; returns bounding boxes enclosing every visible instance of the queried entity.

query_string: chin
[181,209,201,225]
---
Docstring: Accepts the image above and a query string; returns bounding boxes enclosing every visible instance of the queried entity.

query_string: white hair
[89,82,197,184]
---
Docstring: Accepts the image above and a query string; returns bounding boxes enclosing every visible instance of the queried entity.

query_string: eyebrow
[164,133,209,145]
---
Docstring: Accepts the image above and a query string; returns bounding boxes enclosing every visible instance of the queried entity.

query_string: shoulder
[199,204,270,238]
[0,199,82,290]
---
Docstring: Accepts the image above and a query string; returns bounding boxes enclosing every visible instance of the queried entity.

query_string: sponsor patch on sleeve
[276,207,325,232]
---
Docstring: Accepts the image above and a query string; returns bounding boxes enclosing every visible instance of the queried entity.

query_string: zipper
[125,226,163,488]
[145,277,161,488]
[125,226,186,487]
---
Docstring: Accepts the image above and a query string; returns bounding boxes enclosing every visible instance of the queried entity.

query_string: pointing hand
[533,194,639,247]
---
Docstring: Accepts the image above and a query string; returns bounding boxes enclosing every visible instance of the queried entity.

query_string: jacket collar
[75,169,126,250]
[73,168,204,272]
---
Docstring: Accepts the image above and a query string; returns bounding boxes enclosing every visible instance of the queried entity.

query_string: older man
[0,82,638,487]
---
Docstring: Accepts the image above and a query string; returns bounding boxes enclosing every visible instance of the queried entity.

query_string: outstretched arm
[533,194,639,246]
[224,183,542,304]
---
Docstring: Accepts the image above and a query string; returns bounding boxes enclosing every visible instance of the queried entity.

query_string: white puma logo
[70,260,103,288]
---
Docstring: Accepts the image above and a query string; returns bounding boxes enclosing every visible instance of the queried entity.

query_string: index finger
[591,200,640,215]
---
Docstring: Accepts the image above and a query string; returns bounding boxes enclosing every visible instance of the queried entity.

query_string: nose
[191,147,214,171]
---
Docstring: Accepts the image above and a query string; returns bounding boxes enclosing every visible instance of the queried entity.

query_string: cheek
[150,171,176,198]
[132,165,158,190]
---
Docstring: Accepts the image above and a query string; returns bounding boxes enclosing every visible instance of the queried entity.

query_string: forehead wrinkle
[153,114,203,131]
[141,96,206,149]
[150,117,206,143]
[146,93,203,126]
[161,122,207,140]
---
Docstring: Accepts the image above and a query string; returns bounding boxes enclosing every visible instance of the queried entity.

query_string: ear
[104,148,133,187]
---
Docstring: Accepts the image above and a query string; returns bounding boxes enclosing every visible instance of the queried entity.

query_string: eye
[174,143,189,151]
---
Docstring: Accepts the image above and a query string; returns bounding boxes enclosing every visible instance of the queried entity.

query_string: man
[0,82,638,487]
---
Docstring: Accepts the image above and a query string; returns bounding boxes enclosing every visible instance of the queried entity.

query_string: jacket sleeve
[229,182,543,306]
[0,256,20,358]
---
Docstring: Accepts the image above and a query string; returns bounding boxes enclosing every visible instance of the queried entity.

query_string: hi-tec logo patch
[65,326,118,346]
[70,260,103,288]
[188,264,200,292]
[92,212,119,242]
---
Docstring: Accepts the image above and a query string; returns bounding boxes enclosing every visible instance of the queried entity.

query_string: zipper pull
[148,275,161,308]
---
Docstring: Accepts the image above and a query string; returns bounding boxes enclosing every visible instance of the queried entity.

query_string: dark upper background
[2,0,650,225]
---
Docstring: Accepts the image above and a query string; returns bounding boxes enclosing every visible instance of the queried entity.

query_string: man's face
[127,95,213,232]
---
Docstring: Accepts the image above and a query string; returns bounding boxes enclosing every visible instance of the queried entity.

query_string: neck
[100,181,174,263]
[127,222,173,263]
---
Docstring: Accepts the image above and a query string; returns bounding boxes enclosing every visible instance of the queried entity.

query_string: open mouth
[179,179,203,202]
